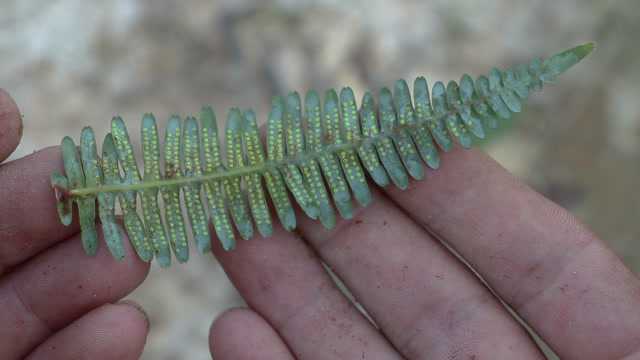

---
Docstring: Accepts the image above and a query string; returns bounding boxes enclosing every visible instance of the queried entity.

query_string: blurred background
[1,0,639,358]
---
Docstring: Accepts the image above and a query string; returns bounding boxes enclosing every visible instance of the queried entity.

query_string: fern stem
[68,88,533,198]
[69,139,364,196]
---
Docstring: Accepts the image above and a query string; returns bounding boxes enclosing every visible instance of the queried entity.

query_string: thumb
[0,88,22,163]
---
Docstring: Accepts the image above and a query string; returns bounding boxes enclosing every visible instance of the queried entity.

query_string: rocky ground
[2,0,639,358]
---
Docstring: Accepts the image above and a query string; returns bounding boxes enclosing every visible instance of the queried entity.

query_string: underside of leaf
[51,44,594,267]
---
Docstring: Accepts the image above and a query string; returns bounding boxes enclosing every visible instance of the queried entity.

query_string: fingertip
[209,308,254,351]
[113,301,150,333]
[209,308,295,360]
[0,88,22,162]
[209,308,254,340]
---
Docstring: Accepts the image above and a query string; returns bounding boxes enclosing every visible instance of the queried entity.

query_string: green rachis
[50,43,594,267]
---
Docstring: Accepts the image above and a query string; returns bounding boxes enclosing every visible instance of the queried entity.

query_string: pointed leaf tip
[540,42,595,81]
[552,42,595,62]
[573,42,595,60]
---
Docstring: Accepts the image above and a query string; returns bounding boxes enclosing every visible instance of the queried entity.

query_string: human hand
[0,90,150,359]
[207,128,640,357]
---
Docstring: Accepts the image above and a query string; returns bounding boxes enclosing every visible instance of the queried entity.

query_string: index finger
[0,89,80,273]
[385,147,640,359]
[0,147,80,274]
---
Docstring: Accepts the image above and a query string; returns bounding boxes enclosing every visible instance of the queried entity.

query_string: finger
[385,148,640,359]
[0,147,79,273]
[209,308,295,360]
[0,88,22,163]
[296,190,544,359]
[212,226,402,359]
[26,302,149,360]
[0,229,149,359]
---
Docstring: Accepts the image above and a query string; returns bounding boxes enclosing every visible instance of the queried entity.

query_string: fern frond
[51,43,594,267]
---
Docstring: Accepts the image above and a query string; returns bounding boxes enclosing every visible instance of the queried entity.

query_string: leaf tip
[573,42,596,61]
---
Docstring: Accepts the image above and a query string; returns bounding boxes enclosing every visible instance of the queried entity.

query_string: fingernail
[117,299,150,330]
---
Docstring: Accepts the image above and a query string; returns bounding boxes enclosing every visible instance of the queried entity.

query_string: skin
[1,88,639,359]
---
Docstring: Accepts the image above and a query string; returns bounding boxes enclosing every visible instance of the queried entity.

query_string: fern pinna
[50,44,593,267]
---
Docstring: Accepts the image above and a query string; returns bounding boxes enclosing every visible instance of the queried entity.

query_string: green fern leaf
[50,43,594,267]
